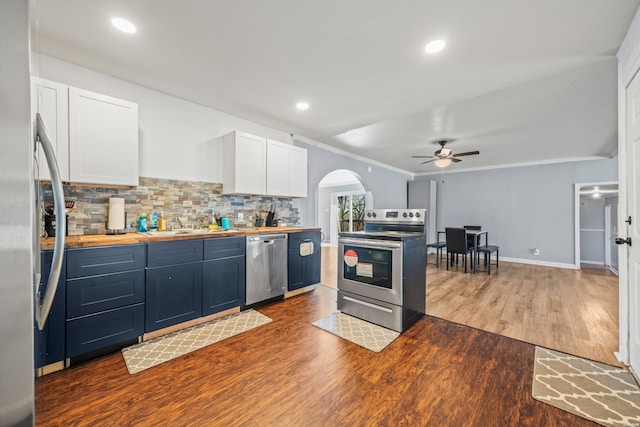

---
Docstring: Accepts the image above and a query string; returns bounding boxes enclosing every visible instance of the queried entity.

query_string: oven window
[343,245,392,289]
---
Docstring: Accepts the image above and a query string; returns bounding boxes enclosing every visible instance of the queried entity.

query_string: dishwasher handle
[248,234,287,243]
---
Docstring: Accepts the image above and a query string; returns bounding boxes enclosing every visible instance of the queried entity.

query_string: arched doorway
[316,170,370,288]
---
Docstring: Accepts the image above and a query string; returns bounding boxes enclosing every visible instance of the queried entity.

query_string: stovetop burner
[339,209,427,241]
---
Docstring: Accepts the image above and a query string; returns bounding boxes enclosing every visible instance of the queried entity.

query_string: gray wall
[580,198,605,264]
[416,157,617,266]
[293,139,411,227]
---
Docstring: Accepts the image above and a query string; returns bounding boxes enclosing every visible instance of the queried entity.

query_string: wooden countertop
[41,226,321,249]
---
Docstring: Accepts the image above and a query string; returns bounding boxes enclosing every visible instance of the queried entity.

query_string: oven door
[338,237,402,306]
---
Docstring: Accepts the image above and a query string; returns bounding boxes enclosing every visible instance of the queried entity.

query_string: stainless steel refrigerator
[1,2,66,425]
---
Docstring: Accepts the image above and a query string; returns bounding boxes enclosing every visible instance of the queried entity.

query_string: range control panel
[364,209,426,224]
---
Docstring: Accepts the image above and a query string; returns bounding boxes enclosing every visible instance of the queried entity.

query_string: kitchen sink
[138,229,238,237]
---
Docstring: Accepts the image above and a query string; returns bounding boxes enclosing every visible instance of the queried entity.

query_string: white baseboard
[498,256,577,270]
[580,260,605,265]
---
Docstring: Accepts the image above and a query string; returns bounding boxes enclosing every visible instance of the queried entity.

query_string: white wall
[34,54,292,184]
[417,157,617,267]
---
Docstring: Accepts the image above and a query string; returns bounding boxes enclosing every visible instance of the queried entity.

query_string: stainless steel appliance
[245,234,288,305]
[338,209,426,332]
[1,3,65,423]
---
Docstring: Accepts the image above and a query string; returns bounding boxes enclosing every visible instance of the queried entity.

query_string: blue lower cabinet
[288,231,322,291]
[145,262,203,332]
[35,250,66,369]
[202,256,245,315]
[64,244,146,361]
[66,303,145,358]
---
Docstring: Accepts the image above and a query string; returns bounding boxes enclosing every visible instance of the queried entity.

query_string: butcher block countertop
[42,226,321,250]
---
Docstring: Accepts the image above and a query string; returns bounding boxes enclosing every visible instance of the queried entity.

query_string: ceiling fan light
[434,158,452,168]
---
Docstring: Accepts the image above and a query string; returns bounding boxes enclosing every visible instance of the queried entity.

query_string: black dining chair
[463,225,481,249]
[476,244,500,275]
[445,227,474,273]
[426,238,447,268]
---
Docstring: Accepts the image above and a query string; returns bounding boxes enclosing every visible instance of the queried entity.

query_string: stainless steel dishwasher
[245,233,288,305]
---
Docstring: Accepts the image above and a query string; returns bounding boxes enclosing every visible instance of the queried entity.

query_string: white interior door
[626,69,640,376]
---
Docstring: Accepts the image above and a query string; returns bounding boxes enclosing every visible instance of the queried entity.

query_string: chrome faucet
[175,217,185,229]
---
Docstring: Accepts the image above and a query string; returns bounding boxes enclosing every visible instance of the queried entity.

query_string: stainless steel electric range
[337,208,427,332]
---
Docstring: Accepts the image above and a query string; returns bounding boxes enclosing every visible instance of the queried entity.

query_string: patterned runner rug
[532,347,640,426]
[122,310,271,374]
[312,312,399,352]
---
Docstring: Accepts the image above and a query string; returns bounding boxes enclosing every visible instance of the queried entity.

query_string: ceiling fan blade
[452,150,480,157]
[411,155,434,158]
[451,158,463,163]
[421,159,437,164]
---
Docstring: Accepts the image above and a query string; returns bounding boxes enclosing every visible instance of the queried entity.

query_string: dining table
[437,229,488,273]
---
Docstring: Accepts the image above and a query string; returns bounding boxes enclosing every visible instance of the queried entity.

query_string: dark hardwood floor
[36,286,597,426]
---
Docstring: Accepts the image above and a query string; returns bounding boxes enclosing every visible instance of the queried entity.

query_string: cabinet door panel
[288,146,308,197]
[66,270,145,318]
[266,139,289,197]
[66,303,145,358]
[203,236,245,260]
[145,263,203,332]
[35,250,66,368]
[147,239,203,267]
[32,77,69,182]
[68,87,138,186]
[66,244,145,278]
[288,231,321,291]
[202,256,245,315]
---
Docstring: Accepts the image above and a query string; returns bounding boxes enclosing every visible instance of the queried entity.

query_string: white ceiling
[32,0,640,174]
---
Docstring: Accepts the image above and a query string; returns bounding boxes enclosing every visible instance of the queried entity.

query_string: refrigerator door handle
[35,113,65,331]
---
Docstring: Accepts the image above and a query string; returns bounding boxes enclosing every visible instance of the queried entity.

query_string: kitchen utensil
[266,204,276,227]
[255,217,264,227]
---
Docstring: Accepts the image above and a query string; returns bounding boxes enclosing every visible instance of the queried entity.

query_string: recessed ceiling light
[425,39,446,54]
[296,102,309,111]
[112,17,137,34]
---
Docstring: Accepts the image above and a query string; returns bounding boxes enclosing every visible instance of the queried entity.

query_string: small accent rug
[532,347,640,426]
[122,310,271,374]
[312,312,399,352]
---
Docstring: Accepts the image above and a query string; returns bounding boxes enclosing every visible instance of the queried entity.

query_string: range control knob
[367,212,372,217]
[402,212,408,218]
[415,212,421,218]
[372,212,377,218]
[409,212,414,217]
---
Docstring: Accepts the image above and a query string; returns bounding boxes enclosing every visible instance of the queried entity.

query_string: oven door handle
[339,238,402,250]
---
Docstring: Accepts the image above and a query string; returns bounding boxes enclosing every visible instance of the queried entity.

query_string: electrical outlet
[533,248,540,255]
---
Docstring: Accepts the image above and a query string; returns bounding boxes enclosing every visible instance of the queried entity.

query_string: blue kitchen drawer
[66,244,145,279]
[66,270,145,318]
[66,303,145,358]
[147,239,203,267]
[203,236,245,260]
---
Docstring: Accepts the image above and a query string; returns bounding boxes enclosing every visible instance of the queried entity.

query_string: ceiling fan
[411,139,480,167]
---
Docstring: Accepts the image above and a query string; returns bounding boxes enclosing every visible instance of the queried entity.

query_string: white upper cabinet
[30,78,139,186]
[68,88,139,186]
[266,139,291,197]
[223,131,267,195]
[32,77,70,182]
[223,132,307,197]
[266,139,308,198]
[288,145,307,197]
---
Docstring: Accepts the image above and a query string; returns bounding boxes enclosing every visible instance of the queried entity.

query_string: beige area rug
[532,347,640,426]
[312,312,399,352]
[122,310,271,374]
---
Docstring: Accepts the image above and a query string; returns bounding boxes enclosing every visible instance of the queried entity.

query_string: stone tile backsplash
[41,177,300,235]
